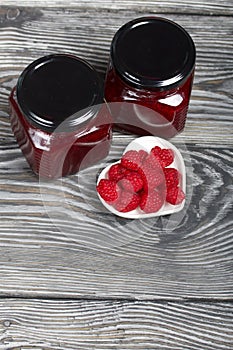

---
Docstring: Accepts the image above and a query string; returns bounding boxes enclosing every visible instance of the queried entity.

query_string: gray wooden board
[0,138,232,299]
[0,299,232,349]
[1,0,233,15]
[0,1,233,349]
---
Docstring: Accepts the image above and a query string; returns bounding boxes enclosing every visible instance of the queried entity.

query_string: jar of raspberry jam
[9,54,112,178]
[104,17,196,138]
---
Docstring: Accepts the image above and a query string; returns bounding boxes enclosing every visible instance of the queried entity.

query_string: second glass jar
[104,17,196,138]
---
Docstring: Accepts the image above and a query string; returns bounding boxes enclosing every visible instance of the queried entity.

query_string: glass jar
[104,17,196,138]
[9,54,112,178]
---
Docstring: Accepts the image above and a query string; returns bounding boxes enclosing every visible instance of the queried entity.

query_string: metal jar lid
[16,54,103,132]
[110,17,196,90]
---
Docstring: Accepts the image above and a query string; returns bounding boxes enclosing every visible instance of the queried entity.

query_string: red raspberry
[121,150,143,171]
[138,150,148,163]
[164,168,180,187]
[108,163,130,182]
[138,165,165,191]
[157,182,167,202]
[114,191,140,212]
[151,146,162,156]
[139,190,164,213]
[166,186,185,205]
[97,179,119,203]
[119,172,144,193]
[143,153,162,171]
[159,149,174,167]
[151,147,174,168]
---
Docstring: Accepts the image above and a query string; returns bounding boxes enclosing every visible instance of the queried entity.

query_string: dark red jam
[104,17,196,138]
[9,54,112,178]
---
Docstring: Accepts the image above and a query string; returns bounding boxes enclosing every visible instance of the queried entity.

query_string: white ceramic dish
[97,136,186,219]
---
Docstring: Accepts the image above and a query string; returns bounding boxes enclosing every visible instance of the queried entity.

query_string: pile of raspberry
[97,146,185,214]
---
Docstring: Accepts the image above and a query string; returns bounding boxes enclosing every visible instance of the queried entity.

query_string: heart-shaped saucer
[97,136,186,219]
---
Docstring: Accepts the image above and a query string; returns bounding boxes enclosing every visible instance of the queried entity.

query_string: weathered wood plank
[0,8,232,145]
[0,2,232,348]
[0,139,232,299]
[1,1,233,15]
[0,6,232,299]
[0,299,232,349]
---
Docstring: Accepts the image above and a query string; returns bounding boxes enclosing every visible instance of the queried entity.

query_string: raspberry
[138,150,148,163]
[143,153,162,171]
[121,150,143,171]
[159,149,174,167]
[151,147,174,168]
[151,146,162,156]
[138,165,165,191]
[139,190,164,213]
[114,191,140,212]
[119,172,144,193]
[97,179,119,203]
[164,167,180,187]
[166,186,185,205]
[108,163,130,182]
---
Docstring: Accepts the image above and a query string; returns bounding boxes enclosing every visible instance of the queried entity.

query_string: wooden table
[0,1,233,348]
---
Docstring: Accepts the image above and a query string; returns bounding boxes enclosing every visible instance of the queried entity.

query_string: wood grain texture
[0,7,232,145]
[0,1,233,348]
[0,136,232,299]
[0,299,233,349]
[1,0,233,15]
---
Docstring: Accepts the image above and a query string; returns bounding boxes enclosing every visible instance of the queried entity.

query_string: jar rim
[110,17,196,90]
[16,54,103,133]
